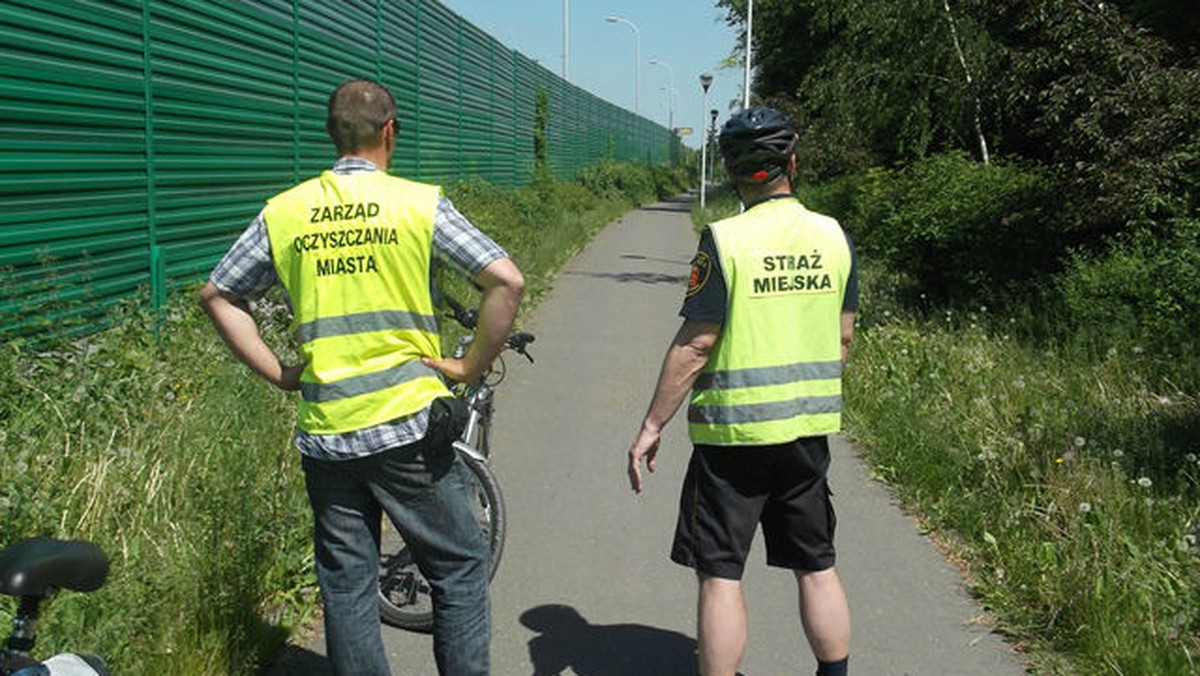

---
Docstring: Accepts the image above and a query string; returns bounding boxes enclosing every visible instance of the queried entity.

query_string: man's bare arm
[627,319,721,493]
[199,282,302,391]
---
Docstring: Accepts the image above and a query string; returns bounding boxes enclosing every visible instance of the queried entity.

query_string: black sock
[816,656,848,676]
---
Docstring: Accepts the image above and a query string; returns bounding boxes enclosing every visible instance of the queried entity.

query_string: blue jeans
[301,431,491,676]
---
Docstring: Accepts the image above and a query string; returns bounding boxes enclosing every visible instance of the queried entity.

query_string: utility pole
[699,73,713,210]
[743,0,752,109]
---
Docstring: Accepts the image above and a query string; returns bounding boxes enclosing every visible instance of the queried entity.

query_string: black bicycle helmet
[718,105,797,184]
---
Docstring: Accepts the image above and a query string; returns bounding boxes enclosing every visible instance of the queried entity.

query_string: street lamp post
[563,0,569,80]
[605,16,640,114]
[648,59,675,132]
[699,73,713,209]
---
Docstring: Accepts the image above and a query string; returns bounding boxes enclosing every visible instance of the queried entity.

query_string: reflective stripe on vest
[294,309,439,344]
[264,170,450,435]
[688,197,851,446]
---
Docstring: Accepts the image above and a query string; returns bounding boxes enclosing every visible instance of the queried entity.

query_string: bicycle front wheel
[377,452,506,632]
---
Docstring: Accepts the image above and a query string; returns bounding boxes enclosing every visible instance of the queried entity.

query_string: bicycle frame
[449,334,494,465]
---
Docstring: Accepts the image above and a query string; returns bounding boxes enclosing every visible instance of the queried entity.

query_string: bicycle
[377,294,535,632]
[0,537,110,676]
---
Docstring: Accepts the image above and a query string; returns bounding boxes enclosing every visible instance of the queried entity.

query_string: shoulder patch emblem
[687,251,712,297]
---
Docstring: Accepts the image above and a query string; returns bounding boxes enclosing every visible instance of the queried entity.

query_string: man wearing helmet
[627,105,858,676]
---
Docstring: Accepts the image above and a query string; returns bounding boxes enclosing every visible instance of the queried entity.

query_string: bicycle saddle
[0,537,108,597]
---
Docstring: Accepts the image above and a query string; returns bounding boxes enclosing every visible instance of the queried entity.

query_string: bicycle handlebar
[442,293,535,363]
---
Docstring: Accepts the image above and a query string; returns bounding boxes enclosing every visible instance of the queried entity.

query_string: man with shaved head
[201,78,523,676]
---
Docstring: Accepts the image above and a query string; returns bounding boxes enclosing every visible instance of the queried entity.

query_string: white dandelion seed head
[1159,396,1172,406]
[1107,347,1118,357]
[1113,449,1125,459]
[1133,346,1145,354]
[1186,453,1197,463]
[1078,502,1092,514]
[1137,477,1153,488]
[1185,534,1197,546]
[980,305,988,313]
[1074,436,1086,448]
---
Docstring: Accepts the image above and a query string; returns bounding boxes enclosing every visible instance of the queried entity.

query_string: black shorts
[670,437,836,580]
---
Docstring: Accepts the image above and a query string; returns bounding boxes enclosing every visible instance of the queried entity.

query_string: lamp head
[699,73,713,92]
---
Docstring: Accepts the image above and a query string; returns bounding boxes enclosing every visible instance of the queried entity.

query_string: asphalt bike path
[273,194,1028,675]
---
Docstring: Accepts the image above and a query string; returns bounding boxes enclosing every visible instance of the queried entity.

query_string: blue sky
[439,0,745,149]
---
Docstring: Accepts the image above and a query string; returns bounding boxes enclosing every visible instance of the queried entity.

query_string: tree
[718,0,996,174]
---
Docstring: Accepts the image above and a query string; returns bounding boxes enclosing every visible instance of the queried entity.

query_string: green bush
[796,173,864,224]
[1056,219,1200,362]
[576,160,624,200]
[651,164,691,199]
[576,160,661,206]
[848,152,1059,304]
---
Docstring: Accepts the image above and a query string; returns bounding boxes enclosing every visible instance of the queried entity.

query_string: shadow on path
[562,270,688,286]
[639,204,693,214]
[619,253,691,267]
[261,644,331,676]
[521,605,700,676]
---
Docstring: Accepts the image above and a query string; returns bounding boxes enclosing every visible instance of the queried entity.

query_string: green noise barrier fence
[0,0,681,339]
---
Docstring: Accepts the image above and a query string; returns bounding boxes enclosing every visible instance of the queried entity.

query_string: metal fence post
[415,0,423,179]
[141,0,160,319]
[456,15,463,182]
[292,0,300,184]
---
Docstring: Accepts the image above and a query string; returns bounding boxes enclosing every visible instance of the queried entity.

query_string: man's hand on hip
[421,355,481,384]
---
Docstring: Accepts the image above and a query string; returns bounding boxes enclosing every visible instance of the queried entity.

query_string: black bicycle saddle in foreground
[0,538,108,598]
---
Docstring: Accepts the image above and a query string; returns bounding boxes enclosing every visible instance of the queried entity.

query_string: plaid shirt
[210,157,508,460]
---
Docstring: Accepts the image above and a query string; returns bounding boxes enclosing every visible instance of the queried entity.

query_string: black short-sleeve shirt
[680,220,859,322]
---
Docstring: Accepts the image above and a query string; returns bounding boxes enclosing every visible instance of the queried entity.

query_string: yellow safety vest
[688,197,852,445]
[263,170,450,434]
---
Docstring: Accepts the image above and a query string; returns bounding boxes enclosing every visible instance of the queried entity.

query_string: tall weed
[0,299,313,674]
